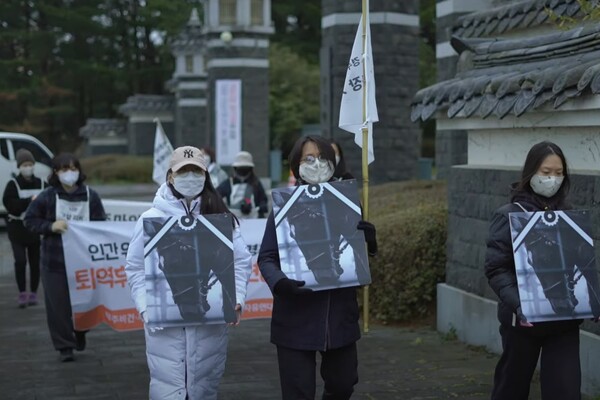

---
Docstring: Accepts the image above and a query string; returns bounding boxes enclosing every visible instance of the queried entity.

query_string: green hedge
[80,154,153,184]
[367,181,447,323]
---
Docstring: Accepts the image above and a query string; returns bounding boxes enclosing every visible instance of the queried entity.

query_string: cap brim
[171,160,207,172]
[232,162,254,167]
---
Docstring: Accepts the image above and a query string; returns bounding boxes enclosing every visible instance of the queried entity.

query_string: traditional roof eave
[79,119,127,138]
[411,23,600,123]
[452,0,584,39]
[118,94,174,116]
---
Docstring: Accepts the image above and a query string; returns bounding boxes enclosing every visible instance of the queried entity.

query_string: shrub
[366,181,447,323]
[80,154,153,184]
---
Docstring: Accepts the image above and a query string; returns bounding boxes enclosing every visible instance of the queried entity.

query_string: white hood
[152,182,201,217]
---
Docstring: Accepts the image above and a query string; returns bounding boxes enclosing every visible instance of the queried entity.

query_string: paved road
[0,272,553,400]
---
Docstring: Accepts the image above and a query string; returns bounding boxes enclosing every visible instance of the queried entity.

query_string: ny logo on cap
[183,149,194,158]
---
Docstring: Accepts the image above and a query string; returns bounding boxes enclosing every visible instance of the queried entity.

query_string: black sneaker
[59,349,74,362]
[75,331,86,351]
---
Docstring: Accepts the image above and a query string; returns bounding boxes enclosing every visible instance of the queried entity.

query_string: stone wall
[128,120,175,156]
[177,104,208,148]
[434,0,483,179]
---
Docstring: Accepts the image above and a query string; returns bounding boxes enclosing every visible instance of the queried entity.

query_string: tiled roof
[411,23,600,122]
[79,119,127,138]
[170,8,204,53]
[118,94,174,115]
[452,0,584,38]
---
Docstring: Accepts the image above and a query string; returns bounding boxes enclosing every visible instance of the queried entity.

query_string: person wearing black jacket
[258,135,377,400]
[485,141,592,400]
[2,149,46,308]
[24,153,106,362]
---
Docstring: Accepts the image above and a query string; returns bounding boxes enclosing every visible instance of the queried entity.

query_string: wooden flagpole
[361,0,370,334]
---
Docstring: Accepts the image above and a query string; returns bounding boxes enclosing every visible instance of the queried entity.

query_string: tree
[0,0,199,152]
[271,0,321,65]
[269,43,320,153]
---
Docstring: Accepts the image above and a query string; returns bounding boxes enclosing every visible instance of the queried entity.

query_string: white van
[0,132,54,218]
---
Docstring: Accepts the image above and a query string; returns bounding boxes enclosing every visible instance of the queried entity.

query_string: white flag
[338,8,378,164]
[152,119,174,185]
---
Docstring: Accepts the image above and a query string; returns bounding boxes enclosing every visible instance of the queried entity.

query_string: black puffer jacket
[484,189,581,333]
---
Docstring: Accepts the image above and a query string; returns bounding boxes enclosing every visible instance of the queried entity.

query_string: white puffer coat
[125,183,252,400]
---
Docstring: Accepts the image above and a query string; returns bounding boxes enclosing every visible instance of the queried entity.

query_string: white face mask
[20,165,34,178]
[173,171,205,198]
[299,159,334,184]
[530,175,564,198]
[58,170,79,187]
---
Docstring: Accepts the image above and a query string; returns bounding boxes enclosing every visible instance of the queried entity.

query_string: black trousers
[10,238,40,293]
[276,342,358,400]
[491,324,581,400]
[40,268,79,351]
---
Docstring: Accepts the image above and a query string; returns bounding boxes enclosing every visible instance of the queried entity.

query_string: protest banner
[271,179,371,291]
[238,218,272,318]
[338,0,378,331]
[215,79,242,166]
[338,0,378,165]
[102,199,152,222]
[152,119,174,185]
[509,209,600,322]
[62,221,142,331]
[62,216,272,331]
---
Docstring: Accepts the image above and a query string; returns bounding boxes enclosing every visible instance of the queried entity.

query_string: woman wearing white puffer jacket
[126,146,252,400]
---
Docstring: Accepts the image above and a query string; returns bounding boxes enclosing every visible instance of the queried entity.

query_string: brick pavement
[0,273,557,400]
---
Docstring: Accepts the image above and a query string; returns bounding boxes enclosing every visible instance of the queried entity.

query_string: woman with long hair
[485,141,593,399]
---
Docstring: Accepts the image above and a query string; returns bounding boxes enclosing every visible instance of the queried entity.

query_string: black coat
[484,190,580,333]
[257,212,361,351]
[2,175,45,243]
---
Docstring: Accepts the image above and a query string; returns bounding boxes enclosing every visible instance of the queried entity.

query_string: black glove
[516,306,527,324]
[240,201,252,215]
[357,220,378,256]
[274,278,313,297]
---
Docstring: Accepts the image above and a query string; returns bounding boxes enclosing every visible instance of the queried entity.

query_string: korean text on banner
[338,6,378,164]
[215,79,242,166]
[239,218,273,319]
[62,218,271,332]
[152,119,174,185]
[102,199,152,222]
[62,221,143,332]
